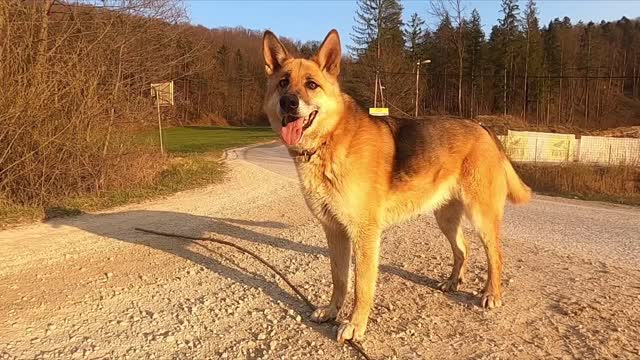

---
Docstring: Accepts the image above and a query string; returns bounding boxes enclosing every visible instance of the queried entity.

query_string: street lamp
[415,59,431,118]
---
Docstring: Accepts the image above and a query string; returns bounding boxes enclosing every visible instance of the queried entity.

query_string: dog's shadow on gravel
[51,210,477,336]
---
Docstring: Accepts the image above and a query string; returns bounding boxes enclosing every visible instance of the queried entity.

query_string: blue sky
[187,0,639,46]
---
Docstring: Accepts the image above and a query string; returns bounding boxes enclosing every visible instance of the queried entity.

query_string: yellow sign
[369,107,389,116]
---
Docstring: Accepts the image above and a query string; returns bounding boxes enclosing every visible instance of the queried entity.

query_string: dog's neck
[289,146,322,163]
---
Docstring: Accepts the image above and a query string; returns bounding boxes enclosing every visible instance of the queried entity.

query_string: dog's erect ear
[263,30,290,75]
[314,29,341,77]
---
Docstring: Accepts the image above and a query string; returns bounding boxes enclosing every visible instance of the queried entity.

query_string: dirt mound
[475,115,640,138]
[591,126,640,138]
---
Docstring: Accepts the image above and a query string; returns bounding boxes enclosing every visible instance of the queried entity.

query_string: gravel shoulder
[1,145,639,359]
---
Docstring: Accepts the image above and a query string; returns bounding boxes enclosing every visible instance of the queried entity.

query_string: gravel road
[1,142,639,359]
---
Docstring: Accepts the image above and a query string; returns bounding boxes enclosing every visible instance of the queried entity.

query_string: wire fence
[499,130,640,166]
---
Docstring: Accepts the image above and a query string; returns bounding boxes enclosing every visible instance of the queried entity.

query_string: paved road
[243,142,640,265]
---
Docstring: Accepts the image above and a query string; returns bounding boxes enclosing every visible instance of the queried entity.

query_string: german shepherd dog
[262,29,532,343]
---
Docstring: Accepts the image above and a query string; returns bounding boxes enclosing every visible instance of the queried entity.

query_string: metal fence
[499,130,640,166]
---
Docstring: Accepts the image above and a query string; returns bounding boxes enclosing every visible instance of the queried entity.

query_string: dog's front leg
[311,222,351,323]
[337,223,381,343]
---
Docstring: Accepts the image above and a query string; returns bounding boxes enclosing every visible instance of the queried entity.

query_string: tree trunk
[35,0,54,76]
[633,55,638,98]
[444,68,448,113]
[458,55,463,117]
[584,29,591,129]
[569,79,575,125]
[558,49,563,123]
[503,67,507,116]
[480,73,484,115]
[523,22,530,122]
[621,50,627,94]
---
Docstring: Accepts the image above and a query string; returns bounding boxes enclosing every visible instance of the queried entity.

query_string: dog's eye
[279,78,289,88]
[306,81,318,90]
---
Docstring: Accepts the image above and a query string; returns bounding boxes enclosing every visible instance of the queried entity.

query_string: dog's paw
[480,291,502,309]
[438,276,462,292]
[310,305,337,323]
[337,320,366,343]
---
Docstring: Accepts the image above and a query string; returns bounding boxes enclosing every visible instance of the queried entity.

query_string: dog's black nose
[279,95,299,114]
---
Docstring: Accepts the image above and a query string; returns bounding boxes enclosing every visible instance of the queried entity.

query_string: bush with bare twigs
[0,0,191,208]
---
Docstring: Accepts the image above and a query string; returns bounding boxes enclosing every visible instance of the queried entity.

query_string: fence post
[608,144,612,165]
[534,137,538,163]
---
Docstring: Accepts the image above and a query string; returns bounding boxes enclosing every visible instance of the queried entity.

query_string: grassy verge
[1,126,275,228]
[150,126,275,156]
[514,163,640,206]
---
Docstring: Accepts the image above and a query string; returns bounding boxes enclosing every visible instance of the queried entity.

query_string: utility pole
[374,75,379,108]
[415,59,431,117]
[374,5,382,108]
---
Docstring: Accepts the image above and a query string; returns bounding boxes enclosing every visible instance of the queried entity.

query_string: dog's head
[262,29,343,150]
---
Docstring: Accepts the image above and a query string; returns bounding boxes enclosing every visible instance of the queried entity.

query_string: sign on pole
[150,81,174,155]
[369,107,389,117]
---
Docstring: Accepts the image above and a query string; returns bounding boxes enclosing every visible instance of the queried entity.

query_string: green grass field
[152,126,275,155]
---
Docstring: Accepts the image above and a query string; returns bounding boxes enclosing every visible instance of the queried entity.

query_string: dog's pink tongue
[281,118,304,146]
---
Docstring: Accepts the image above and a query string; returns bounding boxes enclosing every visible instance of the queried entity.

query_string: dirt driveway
[1,144,639,359]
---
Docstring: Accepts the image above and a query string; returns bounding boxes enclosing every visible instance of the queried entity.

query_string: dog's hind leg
[464,199,504,309]
[311,222,351,323]
[434,199,469,292]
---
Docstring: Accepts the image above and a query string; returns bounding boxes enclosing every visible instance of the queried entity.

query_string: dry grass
[514,163,640,206]
[0,126,275,228]
[0,155,226,229]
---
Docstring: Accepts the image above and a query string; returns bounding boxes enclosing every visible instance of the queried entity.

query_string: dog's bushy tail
[503,159,532,204]
[480,124,532,205]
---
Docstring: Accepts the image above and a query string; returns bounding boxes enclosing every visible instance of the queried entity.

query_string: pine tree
[404,12,425,62]
[430,14,456,113]
[430,0,467,116]
[495,0,521,115]
[522,0,543,121]
[350,0,404,56]
[348,0,409,111]
[543,19,563,123]
[464,9,485,117]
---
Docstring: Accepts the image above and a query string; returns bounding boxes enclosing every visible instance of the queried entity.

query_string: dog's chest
[295,157,342,221]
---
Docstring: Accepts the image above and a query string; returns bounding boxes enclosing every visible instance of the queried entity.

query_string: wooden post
[156,92,164,155]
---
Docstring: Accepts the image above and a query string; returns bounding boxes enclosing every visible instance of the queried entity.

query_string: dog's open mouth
[280,110,318,146]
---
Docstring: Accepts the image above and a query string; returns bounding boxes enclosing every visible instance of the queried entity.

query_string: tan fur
[262,29,532,343]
